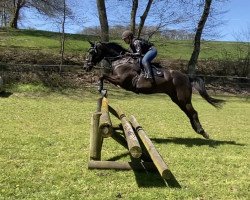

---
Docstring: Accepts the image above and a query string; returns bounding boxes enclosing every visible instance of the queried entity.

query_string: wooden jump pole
[130,115,171,179]
[89,112,103,160]
[88,160,157,171]
[99,97,113,138]
[117,108,142,158]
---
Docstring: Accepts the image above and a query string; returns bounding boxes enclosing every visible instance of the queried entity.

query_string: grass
[0,84,249,199]
[0,28,98,55]
[0,28,249,60]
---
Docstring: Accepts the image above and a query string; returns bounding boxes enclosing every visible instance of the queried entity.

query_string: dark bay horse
[84,41,225,139]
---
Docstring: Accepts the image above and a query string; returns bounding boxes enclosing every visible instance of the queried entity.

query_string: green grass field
[0,85,249,199]
[0,28,248,60]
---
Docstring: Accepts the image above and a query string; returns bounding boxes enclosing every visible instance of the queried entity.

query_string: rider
[122,30,157,80]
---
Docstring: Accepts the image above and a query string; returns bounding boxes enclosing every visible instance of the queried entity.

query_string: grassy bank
[0,85,249,199]
[0,28,248,61]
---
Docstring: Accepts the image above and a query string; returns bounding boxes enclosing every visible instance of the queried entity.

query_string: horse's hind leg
[169,86,209,139]
[184,103,209,139]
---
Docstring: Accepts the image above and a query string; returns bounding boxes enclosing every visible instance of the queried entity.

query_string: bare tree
[130,0,138,34]
[188,0,212,76]
[60,0,66,69]
[9,0,25,28]
[4,0,69,29]
[0,0,10,27]
[233,25,250,77]
[96,0,109,42]
[137,0,154,38]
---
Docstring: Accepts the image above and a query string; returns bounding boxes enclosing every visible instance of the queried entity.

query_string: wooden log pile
[88,95,173,181]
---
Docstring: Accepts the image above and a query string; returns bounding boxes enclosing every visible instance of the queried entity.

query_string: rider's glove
[125,52,133,56]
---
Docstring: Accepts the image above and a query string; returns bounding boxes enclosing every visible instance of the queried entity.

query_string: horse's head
[84,41,127,72]
[84,41,106,71]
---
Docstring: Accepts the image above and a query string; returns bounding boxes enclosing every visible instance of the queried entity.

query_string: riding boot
[143,63,153,79]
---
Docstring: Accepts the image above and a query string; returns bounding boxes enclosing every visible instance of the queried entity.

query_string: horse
[84,41,225,139]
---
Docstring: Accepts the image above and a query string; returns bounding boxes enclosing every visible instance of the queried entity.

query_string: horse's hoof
[202,132,210,140]
[100,89,107,97]
[201,132,210,140]
[198,129,210,139]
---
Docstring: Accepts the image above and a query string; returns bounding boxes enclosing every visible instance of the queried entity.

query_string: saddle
[113,56,164,77]
[146,62,164,77]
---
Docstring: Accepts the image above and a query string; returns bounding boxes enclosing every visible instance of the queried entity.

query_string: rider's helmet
[122,30,133,39]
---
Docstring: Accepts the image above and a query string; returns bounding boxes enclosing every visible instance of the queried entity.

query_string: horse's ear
[88,40,95,46]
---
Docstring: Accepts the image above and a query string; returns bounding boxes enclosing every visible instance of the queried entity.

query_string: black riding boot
[143,63,153,79]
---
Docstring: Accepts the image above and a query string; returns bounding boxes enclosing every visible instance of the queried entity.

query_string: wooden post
[130,115,171,179]
[96,97,102,112]
[99,97,113,138]
[89,112,103,160]
[117,108,142,158]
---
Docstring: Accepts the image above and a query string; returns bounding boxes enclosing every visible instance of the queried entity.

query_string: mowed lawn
[0,86,249,200]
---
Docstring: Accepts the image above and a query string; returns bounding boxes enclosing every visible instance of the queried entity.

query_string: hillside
[0,28,249,94]
[0,28,247,65]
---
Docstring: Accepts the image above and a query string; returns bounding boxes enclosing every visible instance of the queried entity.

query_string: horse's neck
[106,49,120,57]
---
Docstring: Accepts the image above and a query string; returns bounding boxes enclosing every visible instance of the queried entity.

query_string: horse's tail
[189,76,225,108]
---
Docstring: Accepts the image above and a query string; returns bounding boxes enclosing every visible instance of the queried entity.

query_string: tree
[3,0,69,29]
[188,0,212,76]
[60,0,66,68]
[0,0,10,27]
[137,0,154,38]
[96,0,109,42]
[10,0,25,28]
[130,0,138,34]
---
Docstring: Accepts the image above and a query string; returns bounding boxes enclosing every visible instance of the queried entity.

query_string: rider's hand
[125,52,133,56]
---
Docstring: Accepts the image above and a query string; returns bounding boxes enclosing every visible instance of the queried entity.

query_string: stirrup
[144,73,152,79]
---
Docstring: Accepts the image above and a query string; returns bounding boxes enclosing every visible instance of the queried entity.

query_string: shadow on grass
[133,170,181,188]
[107,152,130,161]
[151,137,246,148]
[107,153,181,188]
[0,91,13,98]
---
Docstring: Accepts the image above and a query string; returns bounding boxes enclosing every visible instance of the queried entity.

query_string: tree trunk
[188,0,212,76]
[137,0,153,38]
[96,0,109,42]
[130,0,138,35]
[60,0,66,71]
[9,0,24,29]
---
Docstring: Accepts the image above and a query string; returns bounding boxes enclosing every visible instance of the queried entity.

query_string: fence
[0,62,249,93]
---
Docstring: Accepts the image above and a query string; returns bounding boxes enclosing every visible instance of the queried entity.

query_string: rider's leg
[142,47,157,79]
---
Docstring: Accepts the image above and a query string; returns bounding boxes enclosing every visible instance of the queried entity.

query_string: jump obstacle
[88,94,172,180]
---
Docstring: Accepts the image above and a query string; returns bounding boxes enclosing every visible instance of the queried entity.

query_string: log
[88,160,157,171]
[96,97,102,112]
[130,115,171,179]
[99,97,113,138]
[89,112,103,160]
[117,108,142,158]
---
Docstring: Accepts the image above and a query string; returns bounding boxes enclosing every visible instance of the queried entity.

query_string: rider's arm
[132,40,142,56]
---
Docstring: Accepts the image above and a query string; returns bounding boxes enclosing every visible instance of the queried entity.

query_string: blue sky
[20,0,250,42]
[221,0,249,41]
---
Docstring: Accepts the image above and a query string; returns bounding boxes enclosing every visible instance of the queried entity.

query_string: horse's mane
[102,42,128,55]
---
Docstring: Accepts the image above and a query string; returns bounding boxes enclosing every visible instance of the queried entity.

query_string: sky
[20,0,250,42]
[221,0,249,41]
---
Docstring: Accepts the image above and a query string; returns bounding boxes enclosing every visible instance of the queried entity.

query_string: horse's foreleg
[98,75,122,91]
[98,76,104,92]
